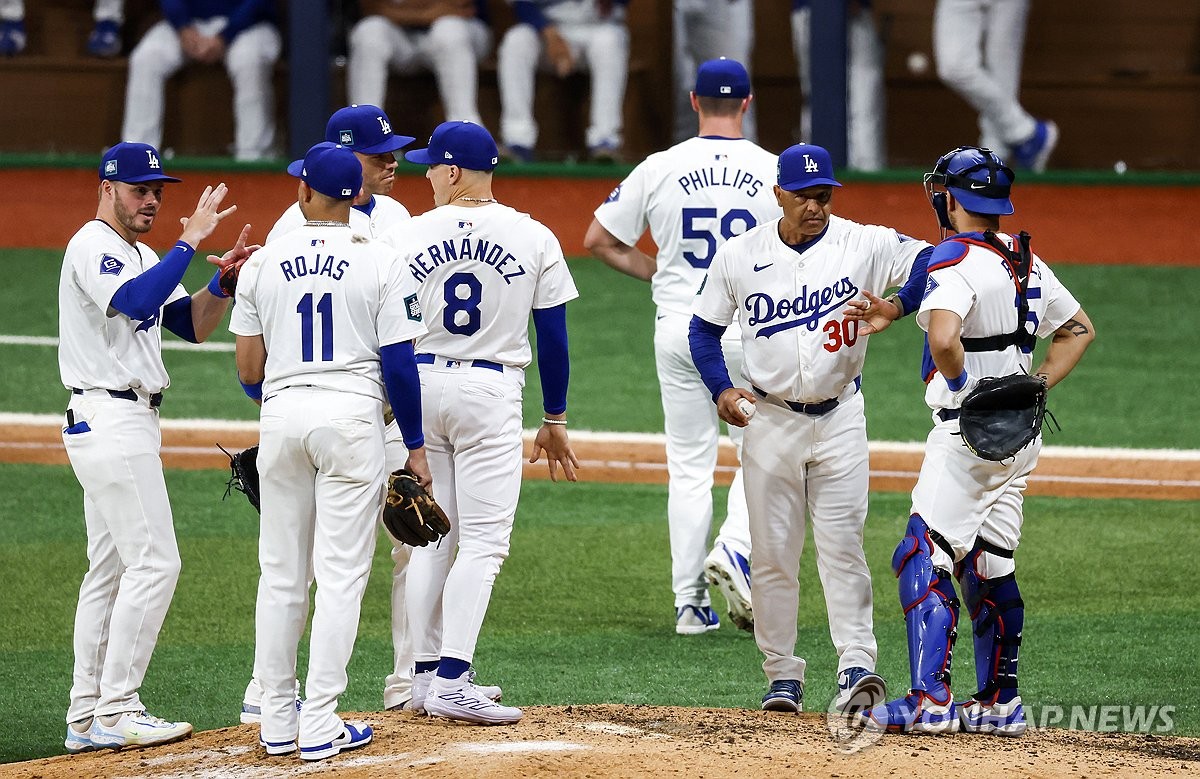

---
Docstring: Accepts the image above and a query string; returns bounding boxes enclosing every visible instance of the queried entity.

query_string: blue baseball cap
[325,104,415,155]
[694,58,751,99]
[99,142,181,183]
[404,121,499,171]
[286,142,363,200]
[777,143,842,190]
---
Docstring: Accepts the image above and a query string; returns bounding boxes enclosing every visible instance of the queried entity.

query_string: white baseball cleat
[424,671,523,725]
[65,718,95,753]
[299,721,372,761]
[258,736,297,756]
[703,542,754,632]
[411,668,502,714]
[959,696,1028,736]
[89,710,192,749]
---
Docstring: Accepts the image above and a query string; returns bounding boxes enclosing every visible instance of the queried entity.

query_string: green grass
[4,248,1198,447]
[1,463,1198,763]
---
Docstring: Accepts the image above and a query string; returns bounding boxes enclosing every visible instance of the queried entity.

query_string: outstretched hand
[179,183,237,250]
[842,290,900,335]
[206,223,259,270]
[529,423,579,483]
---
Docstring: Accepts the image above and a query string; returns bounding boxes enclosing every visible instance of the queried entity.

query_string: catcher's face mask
[925,145,1016,232]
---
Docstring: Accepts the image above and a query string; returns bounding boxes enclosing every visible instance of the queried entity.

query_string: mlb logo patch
[605,184,622,203]
[311,239,325,247]
[339,129,354,145]
[104,159,118,177]
[719,86,732,94]
[341,188,353,196]
[99,254,125,276]
[404,293,422,321]
[458,220,473,229]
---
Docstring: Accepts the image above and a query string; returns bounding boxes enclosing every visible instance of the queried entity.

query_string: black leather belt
[752,386,840,416]
[72,387,163,408]
[937,409,960,422]
[415,353,503,372]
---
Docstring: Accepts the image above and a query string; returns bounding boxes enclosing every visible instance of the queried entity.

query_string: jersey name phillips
[678,166,765,197]
[280,254,350,282]
[409,237,529,285]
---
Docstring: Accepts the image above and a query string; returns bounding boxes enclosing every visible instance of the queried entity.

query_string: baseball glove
[957,374,1048,461]
[383,469,451,547]
[218,262,241,298]
[219,444,260,513]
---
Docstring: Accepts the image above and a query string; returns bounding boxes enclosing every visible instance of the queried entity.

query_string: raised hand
[179,183,237,250]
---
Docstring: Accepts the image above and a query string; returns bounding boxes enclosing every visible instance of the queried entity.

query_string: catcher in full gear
[844,146,1095,736]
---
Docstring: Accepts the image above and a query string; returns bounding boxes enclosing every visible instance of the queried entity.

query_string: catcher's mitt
[957,374,1048,461]
[219,444,260,512]
[384,469,451,547]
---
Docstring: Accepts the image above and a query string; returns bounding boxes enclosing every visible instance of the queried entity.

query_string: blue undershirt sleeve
[161,297,198,343]
[381,341,425,449]
[688,315,733,402]
[109,241,195,322]
[513,0,549,30]
[894,245,933,317]
[532,304,569,415]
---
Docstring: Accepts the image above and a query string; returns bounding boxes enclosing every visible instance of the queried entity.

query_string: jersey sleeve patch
[99,254,125,276]
[922,275,940,299]
[404,293,422,321]
[604,184,622,203]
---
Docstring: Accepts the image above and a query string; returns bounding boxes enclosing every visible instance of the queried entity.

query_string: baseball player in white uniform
[689,143,934,714]
[121,0,280,161]
[347,0,492,126]
[496,0,629,162]
[585,59,777,636]
[60,142,250,753]
[791,0,886,171]
[239,104,425,721]
[859,146,1094,735]
[933,0,1057,171]
[672,0,755,143]
[381,120,580,724]
[230,143,429,759]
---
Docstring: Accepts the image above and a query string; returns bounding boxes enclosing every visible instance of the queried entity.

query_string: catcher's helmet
[925,146,1015,229]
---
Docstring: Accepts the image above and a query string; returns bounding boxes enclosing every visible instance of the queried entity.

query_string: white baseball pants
[671,0,755,143]
[655,311,752,609]
[253,389,386,750]
[912,419,1040,576]
[792,5,886,171]
[742,393,877,684]
[381,426,415,709]
[347,15,492,126]
[933,0,1036,151]
[405,360,524,666]
[121,17,280,160]
[62,393,180,723]
[496,20,629,150]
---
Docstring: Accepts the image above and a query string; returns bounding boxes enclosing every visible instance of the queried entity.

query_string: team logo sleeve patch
[405,293,422,321]
[605,184,622,203]
[99,254,125,276]
[923,275,939,299]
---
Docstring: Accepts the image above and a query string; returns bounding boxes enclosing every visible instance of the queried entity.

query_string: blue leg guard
[861,514,960,734]
[957,545,1024,705]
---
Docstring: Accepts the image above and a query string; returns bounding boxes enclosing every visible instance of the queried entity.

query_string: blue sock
[437,657,471,680]
[415,661,439,675]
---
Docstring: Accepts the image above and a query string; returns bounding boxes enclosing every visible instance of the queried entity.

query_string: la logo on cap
[340,130,353,144]
[146,150,161,169]
[804,154,819,173]
[377,116,391,134]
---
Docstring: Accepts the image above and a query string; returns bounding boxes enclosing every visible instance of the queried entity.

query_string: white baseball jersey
[381,203,579,365]
[59,219,188,394]
[695,214,930,402]
[594,136,780,316]
[918,232,1080,411]
[266,194,411,244]
[229,225,426,398]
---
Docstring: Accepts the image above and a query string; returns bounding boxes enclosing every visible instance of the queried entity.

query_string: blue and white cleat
[704,542,754,632]
[761,679,803,713]
[959,696,1027,736]
[65,719,95,754]
[675,604,720,635]
[300,721,372,761]
[832,667,887,715]
[861,692,959,735]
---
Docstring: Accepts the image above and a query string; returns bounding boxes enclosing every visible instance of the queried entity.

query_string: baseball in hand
[736,398,756,420]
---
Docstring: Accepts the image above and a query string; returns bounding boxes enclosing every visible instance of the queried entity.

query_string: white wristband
[542,417,568,425]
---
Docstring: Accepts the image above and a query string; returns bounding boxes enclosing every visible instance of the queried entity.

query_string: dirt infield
[2,706,1198,779]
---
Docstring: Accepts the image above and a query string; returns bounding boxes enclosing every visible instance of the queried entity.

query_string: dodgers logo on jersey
[99,254,125,276]
[339,129,354,145]
[404,293,422,321]
[605,184,622,203]
[135,312,159,332]
[745,277,859,338]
